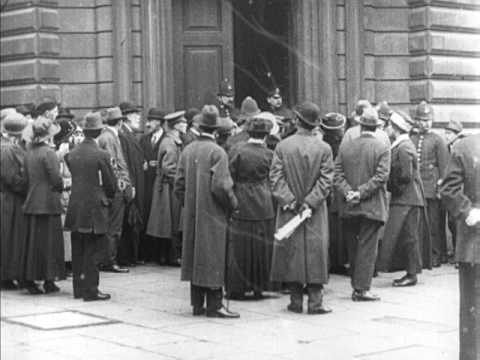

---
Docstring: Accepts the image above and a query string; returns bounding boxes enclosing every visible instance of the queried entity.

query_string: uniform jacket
[335,132,391,223]
[64,138,117,234]
[440,134,480,264]
[410,129,449,199]
[229,141,274,221]
[174,135,237,288]
[269,128,334,284]
[146,131,182,238]
[23,142,63,215]
[388,135,425,207]
[97,127,130,184]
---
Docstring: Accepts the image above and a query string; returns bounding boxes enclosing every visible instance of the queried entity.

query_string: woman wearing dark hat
[319,113,348,275]
[22,116,66,294]
[226,117,276,300]
[0,113,28,290]
[146,110,186,265]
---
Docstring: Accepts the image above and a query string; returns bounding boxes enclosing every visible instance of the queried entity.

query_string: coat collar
[390,133,409,150]
[199,132,216,141]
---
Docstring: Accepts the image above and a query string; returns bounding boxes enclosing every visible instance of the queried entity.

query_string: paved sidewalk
[1,264,459,360]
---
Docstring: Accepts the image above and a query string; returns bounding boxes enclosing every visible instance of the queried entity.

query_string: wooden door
[173,0,234,109]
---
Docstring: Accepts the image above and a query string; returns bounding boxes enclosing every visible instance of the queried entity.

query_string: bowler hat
[445,119,463,134]
[414,101,433,122]
[56,107,74,121]
[147,108,166,121]
[390,111,412,133]
[294,102,321,127]
[198,105,220,128]
[2,112,27,135]
[320,112,346,130]
[358,107,381,127]
[218,78,234,97]
[104,107,125,125]
[32,116,60,143]
[238,97,261,122]
[119,102,140,115]
[83,112,104,131]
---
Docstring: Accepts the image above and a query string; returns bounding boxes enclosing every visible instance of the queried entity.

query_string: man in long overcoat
[335,107,391,302]
[377,112,424,286]
[65,112,117,301]
[269,102,334,314]
[440,133,480,360]
[174,105,239,319]
[410,101,449,267]
[118,102,146,266]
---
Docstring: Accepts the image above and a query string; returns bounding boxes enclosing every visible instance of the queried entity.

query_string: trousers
[459,262,480,360]
[344,217,382,291]
[289,283,324,311]
[71,232,102,297]
[190,283,222,312]
[426,198,447,262]
[103,190,125,266]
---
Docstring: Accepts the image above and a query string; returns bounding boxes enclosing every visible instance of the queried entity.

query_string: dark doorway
[233,0,294,110]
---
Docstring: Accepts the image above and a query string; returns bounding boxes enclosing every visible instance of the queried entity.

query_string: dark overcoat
[335,132,391,223]
[174,135,237,288]
[64,138,117,234]
[269,128,334,284]
[119,125,145,221]
[0,136,27,279]
[23,142,63,215]
[440,134,480,264]
[147,132,183,238]
[139,130,163,221]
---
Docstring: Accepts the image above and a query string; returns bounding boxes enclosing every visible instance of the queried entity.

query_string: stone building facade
[1,0,479,128]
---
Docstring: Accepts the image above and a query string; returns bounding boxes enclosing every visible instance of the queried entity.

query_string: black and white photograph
[1,0,479,359]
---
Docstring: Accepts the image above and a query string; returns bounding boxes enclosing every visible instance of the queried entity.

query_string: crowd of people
[0,80,479,356]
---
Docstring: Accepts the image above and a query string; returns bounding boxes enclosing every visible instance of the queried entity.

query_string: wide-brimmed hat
[32,116,60,143]
[358,107,381,127]
[414,101,433,122]
[216,116,236,134]
[147,108,166,121]
[164,110,186,126]
[445,119,463,134]
[2,112,28,135]
[390,111,412,133]
[83,112,104,131]
[238,97,261,122]
[355,99,372,116]
[119,102,140,115]
[104,107,125,125]
[294,102,321,127]
[320,112,346,130]
[0,108,17,123]
[198,105,220,128]
[254,111,279,135]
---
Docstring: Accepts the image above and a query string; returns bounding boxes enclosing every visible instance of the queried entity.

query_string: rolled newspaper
[274,208,312,242]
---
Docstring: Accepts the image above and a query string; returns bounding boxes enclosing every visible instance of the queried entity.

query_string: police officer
[410,101,449,267]
[217,78,240,124]
[266,87,295,139]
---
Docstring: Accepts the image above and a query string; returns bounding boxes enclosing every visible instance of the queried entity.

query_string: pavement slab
[1,264,460,359]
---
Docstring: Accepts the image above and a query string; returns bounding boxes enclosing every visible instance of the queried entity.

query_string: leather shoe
[392,275,417,287]
[26,282,43,295]
[1,280,18,290]
[287,304,303,313]
[307,306,332,315]
[102,264,129,273]
[352,290,380,302]
[83,291,111,302]
[43,281,60,294]
[193,307,206,316]
[206,306,240,319]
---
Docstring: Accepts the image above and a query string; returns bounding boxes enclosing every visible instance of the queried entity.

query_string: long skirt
[0,192,27,280]
[23,214,66,281]
[377,206,422,274]
[226,218,275,295]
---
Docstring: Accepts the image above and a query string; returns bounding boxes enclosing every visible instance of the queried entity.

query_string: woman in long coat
[146,111,186,265]
[226,117,275,299]
[0,113,28,289]
[23,117,66,294]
